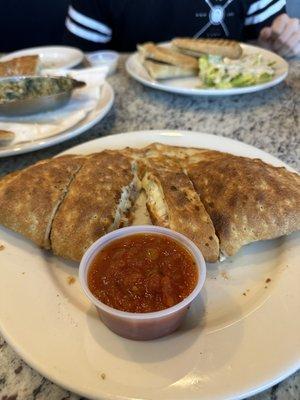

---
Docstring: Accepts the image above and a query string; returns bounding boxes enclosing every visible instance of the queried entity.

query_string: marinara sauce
[87,233,198,313]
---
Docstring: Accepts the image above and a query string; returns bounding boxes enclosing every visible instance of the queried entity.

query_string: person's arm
[243,0,300,57]
[243,0,287,41]
[258,14,300,57]
[63,0,113,51]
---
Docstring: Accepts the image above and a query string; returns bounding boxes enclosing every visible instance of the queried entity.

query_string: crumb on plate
[67,276,76,285]
[221,270,229,280]
[0,244,5,251]
[14,365,23,374]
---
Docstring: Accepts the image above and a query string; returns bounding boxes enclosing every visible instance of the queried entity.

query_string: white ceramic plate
[0,82,114,157]
[126,43,289,96]
[0,130,299,400]
[0,46,84,69]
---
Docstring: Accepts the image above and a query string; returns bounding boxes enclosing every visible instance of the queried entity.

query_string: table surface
[0,55,299,400]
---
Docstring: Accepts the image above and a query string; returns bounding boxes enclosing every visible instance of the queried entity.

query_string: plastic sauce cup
[86,51,119,75]
[79,225,206,340]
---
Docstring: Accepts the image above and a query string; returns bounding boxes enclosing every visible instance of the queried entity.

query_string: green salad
[199,54,276,89]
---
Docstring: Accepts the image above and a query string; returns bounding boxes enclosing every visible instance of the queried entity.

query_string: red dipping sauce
[87,233,198,313]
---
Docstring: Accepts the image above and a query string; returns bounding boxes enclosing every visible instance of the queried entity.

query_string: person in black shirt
[63,0,300,57]
[0,0,69,52]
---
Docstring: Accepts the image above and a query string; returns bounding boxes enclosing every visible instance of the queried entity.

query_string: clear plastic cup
[79,225,206,340]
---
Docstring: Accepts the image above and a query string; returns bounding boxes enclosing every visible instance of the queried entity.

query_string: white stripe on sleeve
[68,5,112,35]
[245,0,286,25]
[247,0,274,16]
[65,18,111,43]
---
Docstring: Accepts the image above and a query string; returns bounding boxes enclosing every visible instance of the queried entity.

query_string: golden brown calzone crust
[51,150,137,261]
[142,142,215,164]
[140,143,300,257]
[0,142,299,264]
[140,158,219,262]
[187,153,300,256]
[0,155,83,248]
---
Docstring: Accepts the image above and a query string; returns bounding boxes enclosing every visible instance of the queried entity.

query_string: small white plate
[126,43,289,96]
[0,82,114,157]
[0,130,299,400]
[0,46,84,70]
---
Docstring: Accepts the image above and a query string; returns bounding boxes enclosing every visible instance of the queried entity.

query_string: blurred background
[0,0,69,51]
[0,0,298,52]
[288,0,300,17]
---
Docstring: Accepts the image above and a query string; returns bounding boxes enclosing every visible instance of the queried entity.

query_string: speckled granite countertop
[0,55,299,400]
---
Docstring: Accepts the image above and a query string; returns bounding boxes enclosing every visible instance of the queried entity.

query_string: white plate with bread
[126,39,288,96]
[0,130,299,400]
[0,46,84,70]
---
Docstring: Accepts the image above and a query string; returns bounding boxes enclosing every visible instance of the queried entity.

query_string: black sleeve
[243,0,286,40]
[63,0,113,51]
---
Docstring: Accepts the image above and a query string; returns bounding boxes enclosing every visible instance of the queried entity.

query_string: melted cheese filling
[142,173,169,225]
[108,166,141,232]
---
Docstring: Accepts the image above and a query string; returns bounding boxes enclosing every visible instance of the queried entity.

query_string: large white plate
[0,46,84,69]
[126,43,289,96]
[0,130,299,400]
[0,82,114,157]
